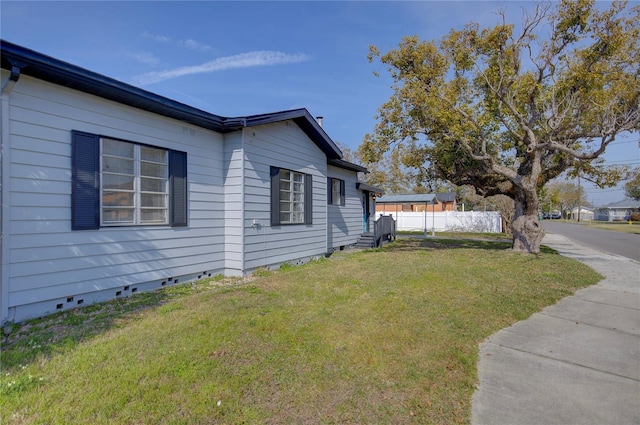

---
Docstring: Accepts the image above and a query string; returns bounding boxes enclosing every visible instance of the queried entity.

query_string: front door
[362,192,370,233]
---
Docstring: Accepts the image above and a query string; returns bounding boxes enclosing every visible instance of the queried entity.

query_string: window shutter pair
[71,130,187,230]
[326,177,345,206]
[270,166,313,226]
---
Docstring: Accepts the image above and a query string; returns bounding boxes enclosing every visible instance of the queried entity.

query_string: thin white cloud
[141,32,211,51]
[133,51,312,85]
[182,39,211,51]
[140,31,171,43]
[129,51,162,66]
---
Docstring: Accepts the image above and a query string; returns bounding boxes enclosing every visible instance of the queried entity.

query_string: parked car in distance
[550,211,562,219]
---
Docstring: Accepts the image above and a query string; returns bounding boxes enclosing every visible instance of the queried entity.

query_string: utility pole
[577,174,581,222]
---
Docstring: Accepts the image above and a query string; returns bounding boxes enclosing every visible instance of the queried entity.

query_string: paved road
[542,221,640,262]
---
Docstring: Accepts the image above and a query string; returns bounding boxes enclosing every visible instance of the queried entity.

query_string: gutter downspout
[1,65,21,323]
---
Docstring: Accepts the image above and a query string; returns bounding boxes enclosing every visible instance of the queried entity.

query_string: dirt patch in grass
[1,276,251,369]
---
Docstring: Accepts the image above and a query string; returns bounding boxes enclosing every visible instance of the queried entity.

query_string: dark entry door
[362,192,370,233]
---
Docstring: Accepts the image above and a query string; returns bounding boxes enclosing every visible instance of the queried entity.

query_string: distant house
[594,198,640,221]
[569,206,594,221]
[376,192,457,214]
[0,40,381,322]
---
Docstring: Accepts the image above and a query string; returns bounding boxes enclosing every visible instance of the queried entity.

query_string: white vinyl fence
[375,211,503,233]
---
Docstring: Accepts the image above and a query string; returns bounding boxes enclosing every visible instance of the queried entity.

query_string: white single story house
[0,40,382,322]
[594,198,640,221]
[569,206,594,221]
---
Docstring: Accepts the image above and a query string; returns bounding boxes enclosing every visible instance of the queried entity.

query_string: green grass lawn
[0,239,601,424]
[398,231,512,241]
[579,220,640,234]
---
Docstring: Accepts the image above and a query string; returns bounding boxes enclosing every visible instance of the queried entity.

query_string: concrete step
[355,233,375,248]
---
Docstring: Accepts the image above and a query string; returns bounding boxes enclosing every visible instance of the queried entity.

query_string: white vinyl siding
[240,122,327,272]
[223,131,244,275]
[4,74,226,321]
[327,165,363,250]
[1,66,367,322]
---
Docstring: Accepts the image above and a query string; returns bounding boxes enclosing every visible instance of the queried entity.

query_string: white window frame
[331,178,341,206]
[100,138,169,226]
[279,169,305,224]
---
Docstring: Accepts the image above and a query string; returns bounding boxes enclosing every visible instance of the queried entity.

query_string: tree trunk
[511,192,545,254]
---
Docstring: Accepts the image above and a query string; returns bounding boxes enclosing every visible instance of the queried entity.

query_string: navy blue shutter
[327,177,333,205]
[270,167,280,226]
[304,174,313,225]
[71,130,100,230]
[169,150,187,227]
[340,180,345,206]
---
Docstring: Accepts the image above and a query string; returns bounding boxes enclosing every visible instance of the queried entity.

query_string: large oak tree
[624,167,640,200]
[362,0,639,253]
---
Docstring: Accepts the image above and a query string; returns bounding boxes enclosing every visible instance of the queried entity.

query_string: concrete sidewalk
[471,233,640,425]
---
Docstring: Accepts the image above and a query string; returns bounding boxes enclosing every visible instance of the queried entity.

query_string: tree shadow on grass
[376,236,557,254]
[0,276,236,372]
[1,292,173,372]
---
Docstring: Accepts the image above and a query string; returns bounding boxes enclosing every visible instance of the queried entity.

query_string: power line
[601,160,640,165]
[584,188,623,193]
[612,139,640,145]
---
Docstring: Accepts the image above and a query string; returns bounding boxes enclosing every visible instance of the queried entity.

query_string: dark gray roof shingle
[376,192,456,204]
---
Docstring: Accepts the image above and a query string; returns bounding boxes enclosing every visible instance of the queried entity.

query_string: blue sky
[2,1,637,205]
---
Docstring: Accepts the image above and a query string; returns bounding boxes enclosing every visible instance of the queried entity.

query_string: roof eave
[236,109,343,160]
[1,39,229,132]
[356,182,384,195]
[328,158,368,173]
[1,40,346,160]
